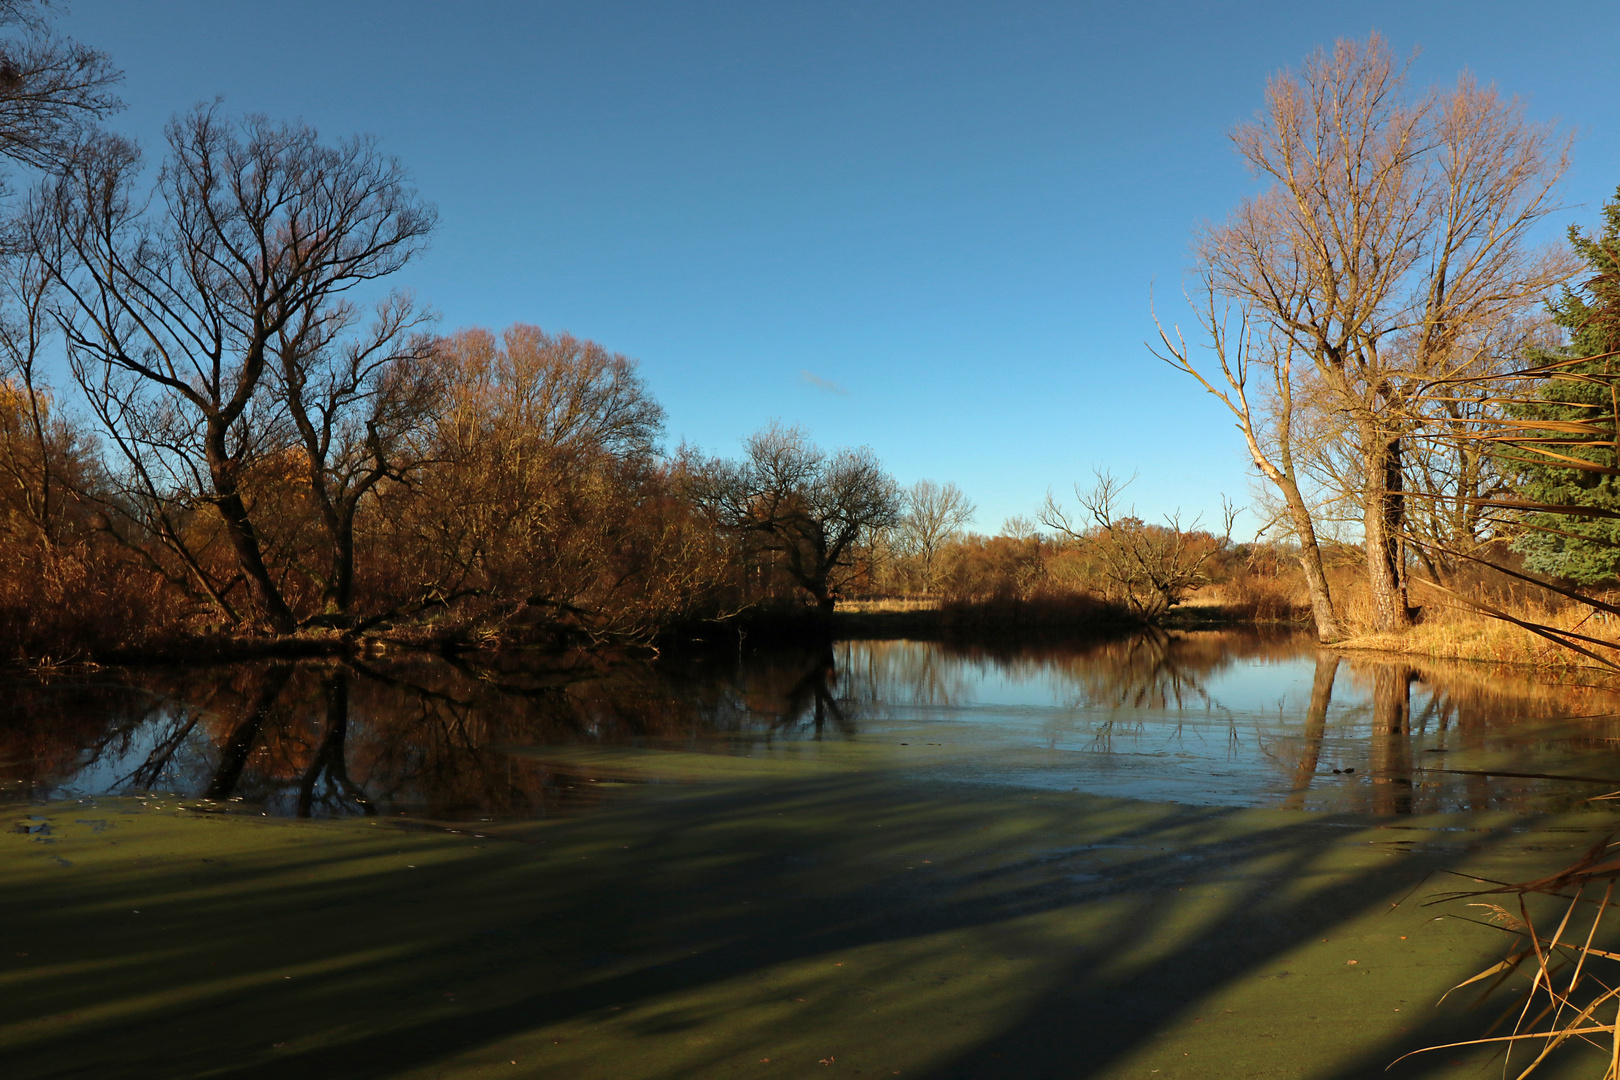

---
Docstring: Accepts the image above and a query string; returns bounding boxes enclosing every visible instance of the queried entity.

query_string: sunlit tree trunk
[1362,435,1411,633]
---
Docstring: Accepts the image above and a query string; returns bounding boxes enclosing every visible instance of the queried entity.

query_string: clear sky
[53,0,1620,536]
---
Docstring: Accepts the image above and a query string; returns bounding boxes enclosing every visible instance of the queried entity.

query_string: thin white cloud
[800,370,849,396]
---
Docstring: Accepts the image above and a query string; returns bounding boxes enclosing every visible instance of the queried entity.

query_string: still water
[5,630,1620,818]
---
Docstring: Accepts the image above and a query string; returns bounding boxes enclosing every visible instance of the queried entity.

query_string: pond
[5,629,1620,818]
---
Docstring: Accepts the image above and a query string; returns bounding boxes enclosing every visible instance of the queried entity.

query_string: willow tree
[1165,34,1572,634]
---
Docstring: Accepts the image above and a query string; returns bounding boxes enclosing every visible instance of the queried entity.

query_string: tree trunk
[332,513,356,614]
[213,489,299,633]
[1362,435,1411,633]
[1281,489,1344,642]
[206,425,298,633]
[1241,418,1344,642]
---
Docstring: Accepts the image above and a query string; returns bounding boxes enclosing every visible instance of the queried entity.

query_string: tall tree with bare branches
[1156,300,1347,639]
[1165,33,1573,633]
[30,107,436,632]
[0,0,120,175]
[896,479,975,593]
[0,1,117,547]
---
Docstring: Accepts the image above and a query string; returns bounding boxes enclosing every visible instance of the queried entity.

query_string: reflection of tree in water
[834,640,973,709]
[295,669,374,817]
[1281,653,1339,810]
[0,645,881,817]
[1278,652,1620,814]
[0,674,160,795]
[11,635,1620,819]
[938,629,1299,711]
[1057,631,1216,710]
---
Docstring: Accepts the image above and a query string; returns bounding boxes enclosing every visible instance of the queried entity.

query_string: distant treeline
[1,311,1295,660]
[3,303,1312,659]
[0,6,1281,662]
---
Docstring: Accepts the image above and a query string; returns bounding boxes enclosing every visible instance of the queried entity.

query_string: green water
[5,631,1620,1078]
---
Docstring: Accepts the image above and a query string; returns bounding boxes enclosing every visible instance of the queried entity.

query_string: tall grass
[1337,586,1617,675]
[0,545,191,664]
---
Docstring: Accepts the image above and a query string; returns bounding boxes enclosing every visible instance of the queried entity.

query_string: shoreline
[6,600,1617,696]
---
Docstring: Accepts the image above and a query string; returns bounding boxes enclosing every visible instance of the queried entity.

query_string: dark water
[4,629,1620,818]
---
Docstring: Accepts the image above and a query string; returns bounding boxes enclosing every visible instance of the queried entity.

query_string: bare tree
[31,107,436,632]
[1156,298,1345,640]
[0,1,118,551]
[273,292,438,620]
[0,1,120,175]
[1175,34,1573,632]
[896,479,975,593]
[690,423,901,612]
[1041,471,1235,621]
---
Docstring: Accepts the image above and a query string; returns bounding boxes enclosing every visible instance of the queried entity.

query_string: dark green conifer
[1509,187,1620,584]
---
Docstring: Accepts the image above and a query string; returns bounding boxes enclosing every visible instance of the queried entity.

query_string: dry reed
[1409,838,1620,1077]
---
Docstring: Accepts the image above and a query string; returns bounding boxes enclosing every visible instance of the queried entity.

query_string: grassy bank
[1329,581,1620,682]
[5,748,1618,1079]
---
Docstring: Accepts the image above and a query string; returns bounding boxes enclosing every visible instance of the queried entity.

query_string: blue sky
[55,0,1620,535]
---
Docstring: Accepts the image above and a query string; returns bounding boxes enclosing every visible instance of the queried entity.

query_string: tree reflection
[203,665,293,801]
[1369,664,1415,815]
[296,669,374,817]
[6,633,1620,818]
[1,644,882,817]
[835,640,972,708]
[1281,653,1339,809]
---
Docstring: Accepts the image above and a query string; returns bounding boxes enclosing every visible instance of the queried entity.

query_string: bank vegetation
[2,15,1620,677]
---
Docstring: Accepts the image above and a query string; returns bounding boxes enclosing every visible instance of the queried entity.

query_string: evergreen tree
[1509,187,1620,584]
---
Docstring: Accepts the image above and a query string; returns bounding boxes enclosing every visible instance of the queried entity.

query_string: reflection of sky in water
[51,707,213,798]
[828,638,1620,814]
[10,633,1620,818]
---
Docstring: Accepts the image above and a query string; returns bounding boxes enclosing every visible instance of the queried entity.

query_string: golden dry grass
[1333,581,1620,680]
[834,597,942,614]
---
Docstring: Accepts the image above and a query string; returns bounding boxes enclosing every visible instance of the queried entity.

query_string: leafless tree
[0,1,120,175]
[690,423,901,612]
[1170,34,1574,632]
[273,292,439,620]
[1156,297,1345,639]
[0,1,117,553]
[1041,470,1236,621]
[29,107,436,632]
[896,479,975,593]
